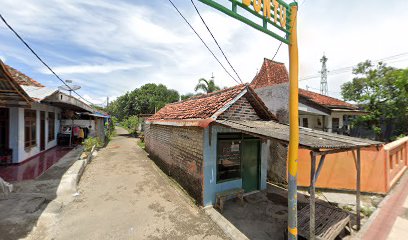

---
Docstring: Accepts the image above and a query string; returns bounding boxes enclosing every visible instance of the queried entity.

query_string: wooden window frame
[24,109,37,149]
[216,133,242,183]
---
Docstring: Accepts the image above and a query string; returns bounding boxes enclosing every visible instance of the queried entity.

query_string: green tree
[106,83,179,121]
[341,61,408,140]
[181,93,196,100]
[194,78,220,94]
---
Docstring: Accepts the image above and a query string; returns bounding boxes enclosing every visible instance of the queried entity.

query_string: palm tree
[194,78,220,94]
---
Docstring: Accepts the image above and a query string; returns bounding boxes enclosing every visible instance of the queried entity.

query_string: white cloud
[0,0,407,103]
[40,62,151,75]
[0,55,5,62]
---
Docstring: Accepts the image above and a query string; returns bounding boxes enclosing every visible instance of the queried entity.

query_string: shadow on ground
[116,133,135,138]
[0,147,83,240]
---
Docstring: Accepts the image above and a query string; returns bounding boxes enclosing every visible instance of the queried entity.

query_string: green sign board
[198,0,292,44]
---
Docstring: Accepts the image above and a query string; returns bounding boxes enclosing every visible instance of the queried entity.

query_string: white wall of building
[9,103,61,163]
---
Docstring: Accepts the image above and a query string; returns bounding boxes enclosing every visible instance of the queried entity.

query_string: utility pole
[320,54,328,95]
[106,96,109,108]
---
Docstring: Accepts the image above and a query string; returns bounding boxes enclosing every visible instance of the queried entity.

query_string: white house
[0,61,105,164]
[251,58,366,134]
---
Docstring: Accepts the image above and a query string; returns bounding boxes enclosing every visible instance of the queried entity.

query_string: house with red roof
[145,84,275,205]
[0,60,107,166]
[251,58,366,134]
[145,82,380,207]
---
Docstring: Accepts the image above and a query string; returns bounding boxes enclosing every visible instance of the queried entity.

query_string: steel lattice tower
[320,54,328,95]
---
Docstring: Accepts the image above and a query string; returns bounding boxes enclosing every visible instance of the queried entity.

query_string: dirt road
[46,127,228,240]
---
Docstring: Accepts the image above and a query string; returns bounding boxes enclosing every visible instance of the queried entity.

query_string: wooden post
[310,151,316,240]
[356,148,361,230]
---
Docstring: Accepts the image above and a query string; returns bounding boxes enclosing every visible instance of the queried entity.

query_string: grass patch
[137,140,145,150]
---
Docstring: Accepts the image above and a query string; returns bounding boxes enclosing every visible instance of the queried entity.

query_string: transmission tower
[320,54,328,95]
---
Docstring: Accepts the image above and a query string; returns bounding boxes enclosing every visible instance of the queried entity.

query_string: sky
[0,0,407,106]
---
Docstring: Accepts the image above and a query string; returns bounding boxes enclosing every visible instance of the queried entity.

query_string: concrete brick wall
[145,124,204,204]
[218,96,261,121]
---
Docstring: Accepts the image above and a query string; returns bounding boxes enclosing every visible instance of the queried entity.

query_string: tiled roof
[251,58,289,89]
[149,84,247,120]
[299,89,356,109]
[4,64,44,87]
[148,84,276,121]
[251,58,356,109]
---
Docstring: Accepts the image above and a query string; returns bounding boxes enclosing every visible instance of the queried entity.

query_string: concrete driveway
[43,127,227,240]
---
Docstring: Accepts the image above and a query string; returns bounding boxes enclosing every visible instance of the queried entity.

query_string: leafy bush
[83,137,103,152]
[120,115,139,134]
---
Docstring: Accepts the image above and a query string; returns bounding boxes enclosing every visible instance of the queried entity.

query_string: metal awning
[216,119,382,235]
[215,120,381,150]
[80,112,110,118]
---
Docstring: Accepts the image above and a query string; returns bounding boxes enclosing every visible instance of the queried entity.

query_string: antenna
[320,54,328,95]
[58,79,81,96]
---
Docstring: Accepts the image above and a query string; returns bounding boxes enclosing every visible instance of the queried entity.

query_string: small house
[0,61,107,165]
[251,58,366,134]
[145,84,275,205]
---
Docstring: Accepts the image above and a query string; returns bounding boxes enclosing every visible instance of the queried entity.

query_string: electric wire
[300,52,408,81]
[0,13,94,105]
[167,0,241,85]
[191,0,243,84]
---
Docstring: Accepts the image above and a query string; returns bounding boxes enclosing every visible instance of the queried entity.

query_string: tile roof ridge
[175,83,247,104]
[263,57,285,65]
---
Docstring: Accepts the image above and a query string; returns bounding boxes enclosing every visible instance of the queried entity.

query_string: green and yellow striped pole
[287,2,299,239]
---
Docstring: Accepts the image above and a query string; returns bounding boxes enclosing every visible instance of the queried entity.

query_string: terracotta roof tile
[4,64,44,87]
[251,58,356,109]
[299,89,356,109]
[251,58,289,89]
[148,84,248,121]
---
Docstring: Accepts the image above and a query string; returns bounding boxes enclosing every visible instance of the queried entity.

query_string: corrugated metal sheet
[21,85,57,101]
[216,120,382,149]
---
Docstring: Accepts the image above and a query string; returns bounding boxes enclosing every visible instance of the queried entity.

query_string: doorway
[40,111,45,151]
[242,139,260,193]
[0,108,9,149]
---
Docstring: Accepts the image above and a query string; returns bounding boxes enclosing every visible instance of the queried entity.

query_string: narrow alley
[39,127,227,240]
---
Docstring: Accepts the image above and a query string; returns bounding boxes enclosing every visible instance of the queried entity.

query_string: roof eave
[146,118,214,128]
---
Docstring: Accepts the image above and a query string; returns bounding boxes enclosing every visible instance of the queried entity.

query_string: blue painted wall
[202,125,269,206]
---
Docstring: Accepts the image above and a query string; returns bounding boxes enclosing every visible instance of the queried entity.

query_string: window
[217,134,242,182]
[332,118,340,132]
[48,112,55,142]
[302,118,309,128]
[24,110,37,148]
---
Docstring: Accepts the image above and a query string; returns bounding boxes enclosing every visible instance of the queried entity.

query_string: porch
[0,146,72,182]
[214,119,382,238]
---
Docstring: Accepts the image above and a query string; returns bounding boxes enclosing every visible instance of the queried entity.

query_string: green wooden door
[242,139,260,192]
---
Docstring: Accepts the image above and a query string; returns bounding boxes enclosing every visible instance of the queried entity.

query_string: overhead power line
[191,0,243,84]
[0,13,94,106]
[300,52,408,81]
[167,0,241,85]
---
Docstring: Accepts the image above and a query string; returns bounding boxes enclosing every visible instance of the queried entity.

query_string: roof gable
[148,84,276,122]
[251,58,289,89]
[251,58,357,110]
[0,60,32,106]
